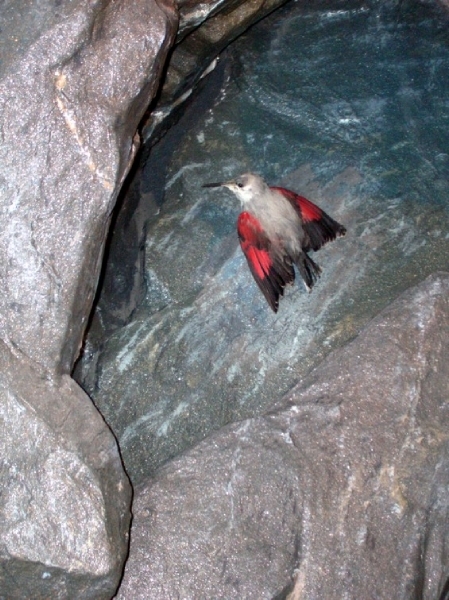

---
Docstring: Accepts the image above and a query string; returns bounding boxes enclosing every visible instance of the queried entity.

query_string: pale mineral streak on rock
[0,0,178,597]
[0,0,176,373]
[116,273,449,599]
[4,0,449,598]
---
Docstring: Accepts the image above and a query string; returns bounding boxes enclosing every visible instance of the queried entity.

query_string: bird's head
[203,172,267,206]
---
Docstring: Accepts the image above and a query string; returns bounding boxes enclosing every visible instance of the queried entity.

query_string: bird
[203,172,346,313]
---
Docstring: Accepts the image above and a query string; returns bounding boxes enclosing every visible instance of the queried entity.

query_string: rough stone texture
[74,160,358,484]
[0,0,176,373]
[167,0,290,94]
[75,0,449,489]
[0,340,131,599]
[142,0,291,141]
[0,0,303,596]
[0,0,177,597]
[116,273,449,600]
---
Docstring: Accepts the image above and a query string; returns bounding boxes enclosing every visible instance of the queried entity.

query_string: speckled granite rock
[116,273,449,600]
[0,0,176,372]
[0,0,176,597]
[0,341,131,599]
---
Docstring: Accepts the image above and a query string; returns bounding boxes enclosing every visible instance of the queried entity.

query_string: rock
[0,0,177,596]
[142,0,291,142]
[0,0,176,373]
[73,159,357,484]
[116,273,449,599]
[0,340,131,599]
[75,0,449,488]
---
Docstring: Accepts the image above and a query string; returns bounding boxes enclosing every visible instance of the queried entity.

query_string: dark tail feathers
[296,253,322,291]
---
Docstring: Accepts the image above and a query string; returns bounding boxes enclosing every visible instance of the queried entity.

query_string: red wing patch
[271,186,322,222]
[237,212,294,313]
[271,186,347,252]
[237,212,272,279]
[245,246,271,280]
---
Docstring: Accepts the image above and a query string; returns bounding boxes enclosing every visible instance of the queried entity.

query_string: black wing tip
[339,225,347,237]
[261,283,280,313]
[261,268,295,313]
[305,214,347,251]
[251,270,285,313]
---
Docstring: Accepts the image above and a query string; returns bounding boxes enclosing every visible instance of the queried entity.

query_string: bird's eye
[237,182,244,188]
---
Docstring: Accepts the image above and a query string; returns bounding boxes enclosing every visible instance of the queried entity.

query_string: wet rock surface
[2,0,449,597]
[1,0,311,596]
[142,0,291,141]
[116,273,449,600]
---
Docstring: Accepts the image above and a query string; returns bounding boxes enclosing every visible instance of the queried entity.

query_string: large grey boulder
[116,272,449,599]
[0,340,131,599]
[0,0,176,372]
[0,0,176,597]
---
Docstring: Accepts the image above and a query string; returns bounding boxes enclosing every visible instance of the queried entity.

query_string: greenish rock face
[78,0,449,484]
[114,273,449,600]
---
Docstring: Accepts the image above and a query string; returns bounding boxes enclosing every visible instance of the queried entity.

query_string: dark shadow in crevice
[72,49,232,387]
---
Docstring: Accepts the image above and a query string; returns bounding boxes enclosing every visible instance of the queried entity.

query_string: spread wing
[237,211,294,313]
[271,186,346,252]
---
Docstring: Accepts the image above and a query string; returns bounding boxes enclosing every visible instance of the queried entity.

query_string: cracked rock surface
[0,0,305,596]
[3,0,449,597]
[76,0,449,488]
[0,0,175,372]
[0,0,176,597]
[116,273,449,599]
[0,341,131,599]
